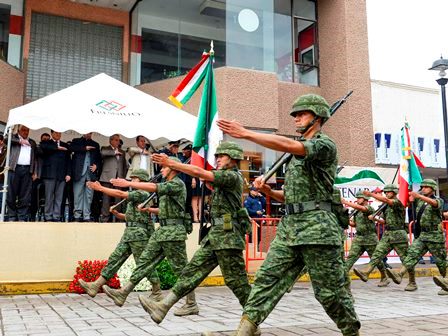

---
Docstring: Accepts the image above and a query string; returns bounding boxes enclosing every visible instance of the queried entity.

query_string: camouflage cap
[383,184,399,194]
[215,141,244,160]
[129,169,150,182]
[420,178,437,190]
[355,191,369,200]
[290,94,331,122]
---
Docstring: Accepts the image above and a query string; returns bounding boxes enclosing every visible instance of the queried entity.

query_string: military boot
[139,291,179,324]
[148,282,164,302]
[438,289,448,295]
[433,276,448,291]
[353,264,374,282]
[79,276,107,298]
[103,282,135,307]
[404,270,418,291]
[200,325,261,336]
[385,266,406,285]
[377,269,391,287]
[234,315,258,336]
[174,291,199,316]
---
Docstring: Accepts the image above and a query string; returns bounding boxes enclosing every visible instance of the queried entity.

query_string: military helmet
[215,141,244,160]
[129,169,150,182]
[420,178,437,190]
[355,191,369,200]
[383,184,399,194]
[290,94,331,122]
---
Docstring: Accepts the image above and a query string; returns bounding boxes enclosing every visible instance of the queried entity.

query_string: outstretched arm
[110,178,158,192]
[363,190,394,206]
[87,181,128,199]
[409,191,438,208]
[152,154,215,182]
[341,198,368,212]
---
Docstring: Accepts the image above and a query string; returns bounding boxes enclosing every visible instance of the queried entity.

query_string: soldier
[353,184,417,291]
[101,157,199,316]
[141,142,253,327]
[216,94,360,336]
[78,169,162,300]
[385,179,446,295]
[342,191,390,287]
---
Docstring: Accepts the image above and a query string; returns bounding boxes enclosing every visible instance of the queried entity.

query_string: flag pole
[198,41,214,243]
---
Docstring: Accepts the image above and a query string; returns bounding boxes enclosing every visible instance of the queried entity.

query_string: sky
[366,0,448,89]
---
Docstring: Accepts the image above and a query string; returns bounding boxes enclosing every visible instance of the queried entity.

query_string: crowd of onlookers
[0,125,207,222]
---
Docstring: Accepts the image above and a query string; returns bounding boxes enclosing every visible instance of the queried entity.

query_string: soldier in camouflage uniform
[101,157,199,315]
[78,169,162,300]
[385,179,446,294]
[342,191,390,287]
[140,142,252,326]
[216,94,360,336]
[353,184,417,291]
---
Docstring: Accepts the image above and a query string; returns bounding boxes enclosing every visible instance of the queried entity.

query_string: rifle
[261,90,353,183]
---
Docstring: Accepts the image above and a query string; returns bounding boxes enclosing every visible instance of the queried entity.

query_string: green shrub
[156,259,178,289]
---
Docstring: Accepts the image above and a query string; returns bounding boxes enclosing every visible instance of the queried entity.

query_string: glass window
[294,17,318,86]
[274,0,293,82]
[0,4,10,62]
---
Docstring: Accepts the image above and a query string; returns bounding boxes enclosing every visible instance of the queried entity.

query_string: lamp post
[429,56,448,179]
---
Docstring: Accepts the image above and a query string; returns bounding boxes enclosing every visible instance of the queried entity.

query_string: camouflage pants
[172,244,251,307]
[101,239,160,285]
[345,242,385,272]
[130,237,188,285]
[368,240,408,268]
[244,241,360,336]
[403,238,447,277]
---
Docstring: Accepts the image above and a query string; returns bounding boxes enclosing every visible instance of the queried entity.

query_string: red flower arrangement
[69,260,121,294]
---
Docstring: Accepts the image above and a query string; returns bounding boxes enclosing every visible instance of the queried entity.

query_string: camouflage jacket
[203,168,245,250]
[277,131,341,246]
[415,197,445,243]
[123,190,154,243]
[153,175,188,242]
[353,205,378,245]
[382,198,407,243]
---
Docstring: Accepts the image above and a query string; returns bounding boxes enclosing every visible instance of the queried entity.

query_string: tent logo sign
[96,100,126,111]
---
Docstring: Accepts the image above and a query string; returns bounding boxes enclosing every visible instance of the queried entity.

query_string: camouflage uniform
[345,204,384,272]
[243,127,360,335]
[403,196,446,276]
[129,175,189,284]
[366,198,408,268]
[171,167,251,306]
[101,189,160,285]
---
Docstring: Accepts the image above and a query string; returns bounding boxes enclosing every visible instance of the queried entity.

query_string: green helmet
[129,169,150,182]
[290,94,331,122]
[355,191,369,200]
[383,184,399,194]
[420,178,437,190]
[215,141,244,160]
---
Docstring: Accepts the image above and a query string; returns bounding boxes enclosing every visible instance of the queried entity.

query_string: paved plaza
[1,277,448,336]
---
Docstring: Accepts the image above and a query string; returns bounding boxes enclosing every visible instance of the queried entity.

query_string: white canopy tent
[2,73,197,220]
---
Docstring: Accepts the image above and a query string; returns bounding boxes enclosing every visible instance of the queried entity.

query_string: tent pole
[1,126,13,222]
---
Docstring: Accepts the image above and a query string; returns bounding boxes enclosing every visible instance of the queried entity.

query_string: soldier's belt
[125,222,148,229]
[159,218,184,226]
[285,201,332,215]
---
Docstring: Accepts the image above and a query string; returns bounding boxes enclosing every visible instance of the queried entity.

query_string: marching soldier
[101,158,199,316]
[353,184,417,291]
[139,142,254,329]
[216,94,360,336]
[78,169,162,300]
[386,179,446,295]
[342,191,390,287]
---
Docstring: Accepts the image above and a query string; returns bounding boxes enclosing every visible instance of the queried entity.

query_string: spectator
[70,133,100,222]
[126,135,154,179]
[6,125,37,221]
[99,134,126,222]
[40,130,71,222]
[244,186,265,218]
[159,140,183,159]
[30,133,50,221]
[0,133,6,206]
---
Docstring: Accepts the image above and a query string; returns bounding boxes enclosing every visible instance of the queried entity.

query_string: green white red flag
[398,121,424,206]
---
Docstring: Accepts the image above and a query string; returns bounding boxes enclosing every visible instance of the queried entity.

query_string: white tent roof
[7,73,196,144]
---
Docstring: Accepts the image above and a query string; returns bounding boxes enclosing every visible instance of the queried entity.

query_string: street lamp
[429,56,448,179]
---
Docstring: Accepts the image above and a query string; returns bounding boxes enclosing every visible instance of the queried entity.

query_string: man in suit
[40,130,72,222]
[126,135,154,180]
[99,134,127,222]
[6,125,38,221]
[70,133,101,222]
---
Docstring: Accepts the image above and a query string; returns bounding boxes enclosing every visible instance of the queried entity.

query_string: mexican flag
[168,45,222,169]
[398,121,424,206]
